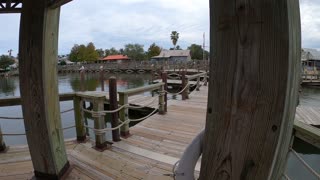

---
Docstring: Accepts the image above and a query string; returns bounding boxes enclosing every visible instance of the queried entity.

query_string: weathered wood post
[158,84,165,115]
[19,2,69,178]
[74,96,86,142]
[181,71,189,100]
[109,76,121,142]
[204,72,208,86]
[93,99,106,149]
[162,72,168,113]
[119,93,130,137]
[0,125,6,152]
[196,76,200,91]
[100,66,105,91]
[200,0,301,179]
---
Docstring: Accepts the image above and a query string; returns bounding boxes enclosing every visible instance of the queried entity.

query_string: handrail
[0,92,75,107]
[186,72,207,81]
[118,82,165,96]
[293,120,320,149]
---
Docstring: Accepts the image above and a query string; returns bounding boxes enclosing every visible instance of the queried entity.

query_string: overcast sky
[0,0,319,56]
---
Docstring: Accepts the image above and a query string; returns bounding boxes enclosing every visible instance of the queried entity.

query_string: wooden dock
[0,84,208,179]
[296,106,320,126]
[0,83,319,179]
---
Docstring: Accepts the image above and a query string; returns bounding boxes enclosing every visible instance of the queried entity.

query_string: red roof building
[101,55,130,61]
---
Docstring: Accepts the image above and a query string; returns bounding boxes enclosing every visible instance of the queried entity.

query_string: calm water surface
[0,74,319,179]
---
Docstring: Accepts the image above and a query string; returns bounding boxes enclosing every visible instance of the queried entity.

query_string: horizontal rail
[0,93,75,107]
[293,120,320,149]
[118,82,165,96]
[186,72,207,80]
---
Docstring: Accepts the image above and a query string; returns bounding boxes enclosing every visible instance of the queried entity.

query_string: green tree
[77,44,87,62]
[188,44,209,60]
[176,45,182,50]
[0,55,15,69]
[124,44,146,60]
[96,48,105,58]
[69,44,80,62]
[86,42,99,62]
[170,31,179,49]
[147,43,161,59]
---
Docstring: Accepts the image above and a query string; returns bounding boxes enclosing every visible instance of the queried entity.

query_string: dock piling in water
[109,77,121,142]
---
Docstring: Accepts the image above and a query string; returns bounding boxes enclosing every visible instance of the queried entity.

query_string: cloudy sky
[0,0,319,56]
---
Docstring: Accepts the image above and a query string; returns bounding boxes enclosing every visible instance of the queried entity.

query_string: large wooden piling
[19,2,69,178]
[109,77,121,142]
[181,71,189,100]
[93,99,106,149]
[200,0,301,179]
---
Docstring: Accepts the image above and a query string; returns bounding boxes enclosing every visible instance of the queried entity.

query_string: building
[99,55,130,63]
[151,50,191,62]
[301,48,320,73]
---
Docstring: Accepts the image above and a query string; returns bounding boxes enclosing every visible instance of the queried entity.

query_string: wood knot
[272,125,278,132]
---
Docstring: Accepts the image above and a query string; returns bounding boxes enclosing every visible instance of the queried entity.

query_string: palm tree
[170,31,179,49]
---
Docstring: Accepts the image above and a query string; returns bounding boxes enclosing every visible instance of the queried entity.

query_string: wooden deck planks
[296,106,320,125]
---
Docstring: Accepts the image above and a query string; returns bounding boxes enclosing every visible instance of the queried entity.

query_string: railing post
[119,93,130,137]
[109,77,121,142]
[196,76,200,91]
[74,96,86,142]
[162,72,168,113]
[158,84,165,115]
[100,66,104,91]
[181,71,189,100]
[93,99,106,149]
[204,72,208,86]
[0,125,6,152]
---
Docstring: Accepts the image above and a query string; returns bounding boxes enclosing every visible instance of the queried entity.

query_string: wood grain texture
[19,1,68,176]
[200,0,301,179]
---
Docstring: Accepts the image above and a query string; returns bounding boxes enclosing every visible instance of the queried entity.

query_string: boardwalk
[0,84,319,179]
[296,106,320,126]
[0,84,208,179]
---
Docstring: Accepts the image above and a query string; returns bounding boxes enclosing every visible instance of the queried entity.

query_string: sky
[0,0,319,56]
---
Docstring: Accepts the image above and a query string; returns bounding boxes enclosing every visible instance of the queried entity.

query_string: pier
[0,72,319,179]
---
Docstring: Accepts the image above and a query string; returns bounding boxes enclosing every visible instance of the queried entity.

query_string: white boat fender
[174,129,204,180]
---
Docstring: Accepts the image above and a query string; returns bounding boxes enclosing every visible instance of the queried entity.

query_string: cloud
[1,0,320,55]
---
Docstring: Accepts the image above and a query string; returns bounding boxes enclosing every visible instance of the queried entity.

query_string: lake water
[0,73,319,179]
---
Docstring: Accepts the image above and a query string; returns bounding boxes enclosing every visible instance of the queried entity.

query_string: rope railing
[283,173,292,180]
[289,148,320,179]
[0,108,75,121]
[84,105,159,134]
[161,83,190,96]
[1,133,26,136]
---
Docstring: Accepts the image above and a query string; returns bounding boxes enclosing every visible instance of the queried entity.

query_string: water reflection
[0,77,17,96]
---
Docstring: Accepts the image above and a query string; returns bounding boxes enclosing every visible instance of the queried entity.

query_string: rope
[84,105,159,134]
[0,116,23,120]
[290,148,320,179]
[162,83,190,96]
[283,174,292,180]
[1,133,26,136]
[60,108,74,114]
[61,125,76,130]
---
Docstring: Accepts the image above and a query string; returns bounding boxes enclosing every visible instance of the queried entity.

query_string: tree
[105,47,119,56]
[0,55,15,69]
[170,31,179,49]
[124,43,146,60]
[147,43,161,59]
[188,44,209,60]
[86,42,99,62]
[176,45,182,50]
[69,42,99,62]
[96,48,105,58]
[69,44,80,62]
